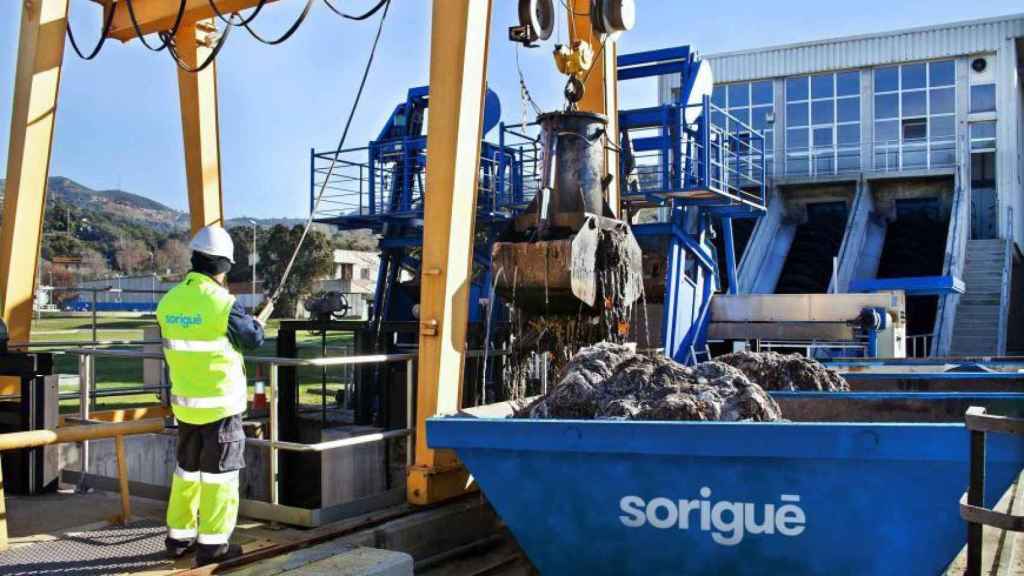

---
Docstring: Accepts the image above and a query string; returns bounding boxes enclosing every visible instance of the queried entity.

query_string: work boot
[165,536,195,559]
[195,543,243,566]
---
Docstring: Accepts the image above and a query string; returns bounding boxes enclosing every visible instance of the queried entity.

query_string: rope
[266,0,392,308]
[66,0,117,60]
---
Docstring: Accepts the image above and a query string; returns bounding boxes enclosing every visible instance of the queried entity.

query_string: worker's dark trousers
[166,415,246,546]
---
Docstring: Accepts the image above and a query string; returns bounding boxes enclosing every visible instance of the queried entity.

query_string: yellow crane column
[407,0,494,506]
[0,0,69,395]
[567,0,621,216]
[175,20,225,232]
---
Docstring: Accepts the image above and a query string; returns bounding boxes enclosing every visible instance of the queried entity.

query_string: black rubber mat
[0,519,171,576]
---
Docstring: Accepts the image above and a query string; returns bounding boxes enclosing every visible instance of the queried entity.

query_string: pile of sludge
[519,344,848,422]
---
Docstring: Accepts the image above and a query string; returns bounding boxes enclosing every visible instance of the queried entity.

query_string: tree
[115,238,152,274]
[226,225,259,284]
[40,260,77,307]
[78,247,111,280]
[259,225,334,318]
[154,238,190,276]
[333,229,378,252]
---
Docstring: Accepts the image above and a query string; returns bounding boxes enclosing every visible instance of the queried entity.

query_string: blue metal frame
[614,47,772,362]
[849,275,966,296]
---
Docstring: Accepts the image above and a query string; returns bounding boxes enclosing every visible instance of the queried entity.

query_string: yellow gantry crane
[1,0,627,505]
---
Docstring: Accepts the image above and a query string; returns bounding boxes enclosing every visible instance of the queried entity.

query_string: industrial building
[660,13,1024,356]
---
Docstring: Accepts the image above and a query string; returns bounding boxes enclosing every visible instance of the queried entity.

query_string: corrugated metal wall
[698,15,1024,84]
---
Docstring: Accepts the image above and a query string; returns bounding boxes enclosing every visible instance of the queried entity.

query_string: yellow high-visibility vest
[157,272,246,425]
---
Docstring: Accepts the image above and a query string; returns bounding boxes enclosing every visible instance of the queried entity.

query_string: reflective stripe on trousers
[166,468,239,544]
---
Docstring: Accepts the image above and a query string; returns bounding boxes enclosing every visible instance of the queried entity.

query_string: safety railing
[759,339,869,359]
[66,343,505,525]
[310,138,526,226]
[0,418,166,550]
[872,137,957,172]
[906,333,935,359]
[616,99,768,214]
[72,347,417,512]
[959,407,1024,576]
[783,146,862,177]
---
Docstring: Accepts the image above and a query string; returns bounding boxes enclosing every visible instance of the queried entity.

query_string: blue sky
[1,1,1021,219]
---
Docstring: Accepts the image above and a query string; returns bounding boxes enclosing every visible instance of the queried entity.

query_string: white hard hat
[190,225,235,263]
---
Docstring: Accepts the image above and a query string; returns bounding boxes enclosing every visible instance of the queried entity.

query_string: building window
[339,263,353,280]
[785,71,861,176]
[970,121,996,151]
[970,84,996,114]
[360,267,371,280]
[712,80,774,180]
[873,60,956,171]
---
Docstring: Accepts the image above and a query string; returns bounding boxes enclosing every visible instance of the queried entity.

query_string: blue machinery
[311,46,768,365]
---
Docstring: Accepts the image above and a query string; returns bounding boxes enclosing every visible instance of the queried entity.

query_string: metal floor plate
[0,519,171,576]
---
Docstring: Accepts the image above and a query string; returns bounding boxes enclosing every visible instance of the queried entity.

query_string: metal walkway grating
[0,519,171,576]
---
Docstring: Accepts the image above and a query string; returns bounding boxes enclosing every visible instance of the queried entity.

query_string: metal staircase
[950,238,1012,356]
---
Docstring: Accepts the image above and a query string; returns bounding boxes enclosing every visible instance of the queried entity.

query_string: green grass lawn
[32,313,360,413]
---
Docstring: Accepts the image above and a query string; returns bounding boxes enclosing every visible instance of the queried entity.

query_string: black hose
[123,0,187,52]
[241,0,315,45]
[66,0,117,60]
[206,0,270,28]
[322,0,390,21]
[161,24,233,74]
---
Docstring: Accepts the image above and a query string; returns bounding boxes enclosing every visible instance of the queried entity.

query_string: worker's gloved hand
[256,302,274,326]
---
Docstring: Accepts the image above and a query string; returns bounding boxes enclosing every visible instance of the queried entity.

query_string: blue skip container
[428,393,1024,575]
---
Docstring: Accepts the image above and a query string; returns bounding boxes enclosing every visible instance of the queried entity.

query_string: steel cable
[266,0,392,308]
[123,0,187,52]
[66,0,117,60]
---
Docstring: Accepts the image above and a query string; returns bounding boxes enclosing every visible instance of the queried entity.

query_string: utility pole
[248,219,257,313]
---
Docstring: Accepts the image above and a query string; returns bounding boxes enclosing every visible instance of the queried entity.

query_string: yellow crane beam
[407,0,494,506]
[103,0,280,42]
[0,0,69,397]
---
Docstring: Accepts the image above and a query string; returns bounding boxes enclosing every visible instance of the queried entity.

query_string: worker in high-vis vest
[158,225,270,566]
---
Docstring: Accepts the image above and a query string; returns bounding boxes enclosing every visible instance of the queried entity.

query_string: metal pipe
[966,428,986,576]
[247,428,411,454]
[78,353,91,488]
[269,363,279,507]
[406,358,414,468]
[91,289,97,343]
[0,418,164,451]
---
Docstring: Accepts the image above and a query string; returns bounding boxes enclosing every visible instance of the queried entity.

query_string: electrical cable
[266,0,391,308]
[322,0,390,21]
[123,0,187,52]
[206,0,270,28]
[160,23,233,73]
[66,0,117,60]
[241,0,315,45]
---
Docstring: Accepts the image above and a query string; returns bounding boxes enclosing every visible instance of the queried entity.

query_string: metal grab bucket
[491,111,642,316]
